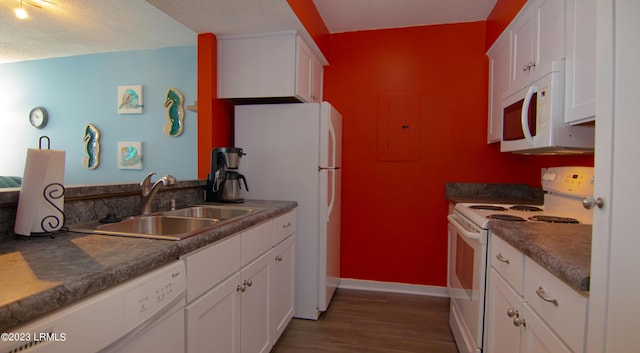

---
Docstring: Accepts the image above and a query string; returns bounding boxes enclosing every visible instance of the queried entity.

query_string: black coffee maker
[205,147,249,203]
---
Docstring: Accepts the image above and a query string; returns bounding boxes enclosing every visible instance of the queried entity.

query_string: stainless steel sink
[68,205,264,240]
[162,205,261,220]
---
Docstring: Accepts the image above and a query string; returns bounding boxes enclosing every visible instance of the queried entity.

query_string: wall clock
[29,106,48,129]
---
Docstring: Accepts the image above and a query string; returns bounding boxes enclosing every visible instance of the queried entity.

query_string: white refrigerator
[235,102,341,320]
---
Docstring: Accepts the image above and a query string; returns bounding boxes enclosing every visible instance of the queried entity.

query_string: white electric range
[447,166,594,353]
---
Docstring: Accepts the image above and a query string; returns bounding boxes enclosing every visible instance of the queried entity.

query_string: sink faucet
[140,172,177,215]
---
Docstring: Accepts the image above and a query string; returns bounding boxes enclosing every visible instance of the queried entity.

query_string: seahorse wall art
[82,124,100,169]
[163,87,185,137]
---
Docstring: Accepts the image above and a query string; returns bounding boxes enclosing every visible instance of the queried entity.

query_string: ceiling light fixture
[14,1,28,19]
[14,0,56,20]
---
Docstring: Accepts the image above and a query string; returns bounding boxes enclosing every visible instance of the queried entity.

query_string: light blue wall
[0,46,198,185]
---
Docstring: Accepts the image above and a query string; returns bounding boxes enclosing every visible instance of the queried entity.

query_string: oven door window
[455,233,475,296]
[503,94,537,141]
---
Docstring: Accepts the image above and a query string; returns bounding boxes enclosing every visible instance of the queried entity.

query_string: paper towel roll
[14,148,66,236]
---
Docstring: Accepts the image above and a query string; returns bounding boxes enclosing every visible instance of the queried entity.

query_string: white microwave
[501,60,594,154]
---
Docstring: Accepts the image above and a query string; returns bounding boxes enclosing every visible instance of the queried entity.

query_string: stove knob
[582,196,604,209]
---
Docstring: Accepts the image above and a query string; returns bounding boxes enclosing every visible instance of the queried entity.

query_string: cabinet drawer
[490,235,525,295]
[185,235,241,303]
[524,257,587,353]
[273,211,296,245]
[241,220,274,267]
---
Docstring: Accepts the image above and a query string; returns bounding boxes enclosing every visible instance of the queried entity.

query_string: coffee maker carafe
[206,147,249,203]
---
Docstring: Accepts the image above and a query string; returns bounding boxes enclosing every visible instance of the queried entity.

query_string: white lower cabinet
[240,252,273,353]
[486,236,586,353]
[485,268,522,353]
[184,210,297,353]
[271,235,295,343]
[186,272,242,353]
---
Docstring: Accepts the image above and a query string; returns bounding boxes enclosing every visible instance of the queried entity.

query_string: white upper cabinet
[217,31,326,103]
[564,0,596,124]
[486,0,596,143]
[511,0,565,92]
[487,31,511,143]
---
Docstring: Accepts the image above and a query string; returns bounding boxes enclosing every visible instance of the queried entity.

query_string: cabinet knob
[582,196,604,210]
[244,279,253,288]
[513,317,527,327]
[236,284,246,292]
[506,308,517,318]
[522,61,537,71]
[496,253,510,264]
[275,255,283,262]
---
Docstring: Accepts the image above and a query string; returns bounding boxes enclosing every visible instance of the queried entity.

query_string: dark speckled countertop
[0,200,296,332]
[489,220,591,294]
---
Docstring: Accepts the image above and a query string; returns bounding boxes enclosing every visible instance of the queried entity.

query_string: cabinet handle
[275,255,283,262]
[282,222,292,228]
[535,286,559,306]
[496,253,510,264]
[244,280,253,288]
[236,284,246,292]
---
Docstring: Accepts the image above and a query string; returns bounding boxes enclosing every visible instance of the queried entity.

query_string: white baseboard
[338,278,449,298]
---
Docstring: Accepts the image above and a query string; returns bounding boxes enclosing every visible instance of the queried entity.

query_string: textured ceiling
[0,0,196,64]
[0,0,497,64]
[313,0,497,33]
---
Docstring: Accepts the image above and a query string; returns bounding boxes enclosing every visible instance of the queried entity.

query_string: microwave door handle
[521,85,537,146]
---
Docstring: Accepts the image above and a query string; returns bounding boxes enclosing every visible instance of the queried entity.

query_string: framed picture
[117,141,142,169]
[118,85,143,114]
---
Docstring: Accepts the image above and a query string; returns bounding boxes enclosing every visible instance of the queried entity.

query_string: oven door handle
[520,85,537,146]
[447,215,481,241]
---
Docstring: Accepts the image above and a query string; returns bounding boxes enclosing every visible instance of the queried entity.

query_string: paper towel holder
[39,135,50,150]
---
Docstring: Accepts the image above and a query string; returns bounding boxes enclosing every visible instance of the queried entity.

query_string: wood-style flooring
[271,289,460,353]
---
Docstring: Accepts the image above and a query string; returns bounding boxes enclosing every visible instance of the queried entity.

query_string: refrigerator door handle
[326,120,338,222]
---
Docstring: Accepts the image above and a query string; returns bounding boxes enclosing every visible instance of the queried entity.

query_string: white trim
[338,278,449,298]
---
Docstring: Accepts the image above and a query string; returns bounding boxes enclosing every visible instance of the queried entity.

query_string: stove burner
[528,215,580,224]
[486,214,526,222]
[509,205,543,212]
[469,205,508,211]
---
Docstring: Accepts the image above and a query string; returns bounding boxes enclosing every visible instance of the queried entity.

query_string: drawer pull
[536,286,559,306]
[282,222,292,228]
[496,253,510,264]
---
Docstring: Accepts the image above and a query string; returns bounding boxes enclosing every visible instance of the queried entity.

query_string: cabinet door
[487,33,511,143]
[296,37,314,103]
[535,0,565,78]
[511,11,535,90]
[564,0,596,124]
[520,304,572,353]
[485,268,522,353]
[311,55,324,102]
[186,272,242,353]
[241,252,272,353]
[271,235,296,343]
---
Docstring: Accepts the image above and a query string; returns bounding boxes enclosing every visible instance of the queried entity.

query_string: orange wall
[197,34,233,179]
[323,25,592,286]
[200,0,594,287]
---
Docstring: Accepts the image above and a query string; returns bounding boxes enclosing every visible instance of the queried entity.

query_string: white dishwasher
[0,260,186,353]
